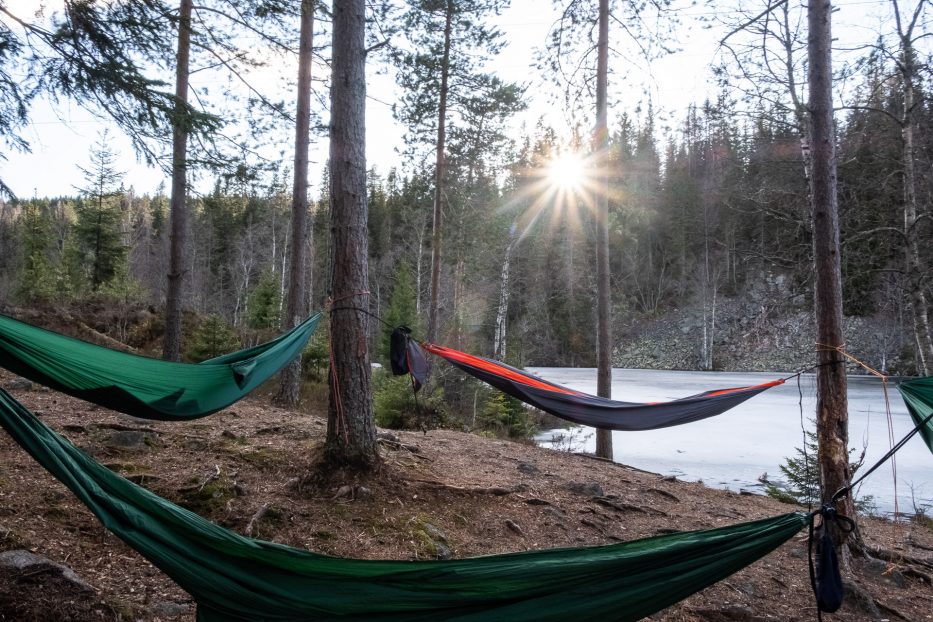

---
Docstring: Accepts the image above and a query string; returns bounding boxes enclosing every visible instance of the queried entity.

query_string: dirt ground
[0,368,931,622]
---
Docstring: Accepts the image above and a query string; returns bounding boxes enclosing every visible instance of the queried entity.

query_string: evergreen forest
[1,0,932,429]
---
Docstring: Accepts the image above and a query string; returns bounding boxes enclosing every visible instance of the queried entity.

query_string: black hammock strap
[808,505,856,619]
[831,408,933,503]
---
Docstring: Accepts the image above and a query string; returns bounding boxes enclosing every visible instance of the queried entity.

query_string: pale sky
[0,0,902,199]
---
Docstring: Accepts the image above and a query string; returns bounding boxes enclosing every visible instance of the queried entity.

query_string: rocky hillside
[615,280,910,374]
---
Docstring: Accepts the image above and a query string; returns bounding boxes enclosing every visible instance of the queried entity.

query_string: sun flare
[548,152,585,190]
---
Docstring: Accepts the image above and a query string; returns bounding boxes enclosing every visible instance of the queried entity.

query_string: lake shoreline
[528,367,930,516]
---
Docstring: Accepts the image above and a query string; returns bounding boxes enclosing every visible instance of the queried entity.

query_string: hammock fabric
[0,388,809,622]
[897,376,933,454]
[422,343,784,431]
[0,313,322,420]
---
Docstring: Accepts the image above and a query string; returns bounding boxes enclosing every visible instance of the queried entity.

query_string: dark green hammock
[897,376,933,453]
[0,389,809,622]
[0,313,322,420]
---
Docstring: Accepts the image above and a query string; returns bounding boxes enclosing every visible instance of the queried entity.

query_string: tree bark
[594,0,613,460]
[162,0,192,361]
[493,223,517,360]
[426,0,453,344]
[894,5,933,374]
[325,0,378,469]
[274,0,315,407]
[808,0,855,536]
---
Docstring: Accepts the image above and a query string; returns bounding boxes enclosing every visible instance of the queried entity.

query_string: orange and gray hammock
[420,343,785,431]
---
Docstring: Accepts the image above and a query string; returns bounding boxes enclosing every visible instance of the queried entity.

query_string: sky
[0,0,902,200]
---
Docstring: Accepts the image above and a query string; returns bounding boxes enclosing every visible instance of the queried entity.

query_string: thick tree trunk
[162,0,192,361]
[594,0,613,459]
[325,0,378,469]
[274,0,315,407]
[427,1,453,344]
[808,0,855,535]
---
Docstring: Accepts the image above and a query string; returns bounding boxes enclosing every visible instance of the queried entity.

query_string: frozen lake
[531,368,931,515]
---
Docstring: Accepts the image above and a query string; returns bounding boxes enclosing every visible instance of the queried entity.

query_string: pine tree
[325,0,378,469]
[392,0,521,342]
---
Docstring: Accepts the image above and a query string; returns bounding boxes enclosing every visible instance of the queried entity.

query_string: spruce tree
[74,133,128,291]
[16,202,56,302]
[381,261,418,362]
[247,271,282,330]
[187,314,241,362]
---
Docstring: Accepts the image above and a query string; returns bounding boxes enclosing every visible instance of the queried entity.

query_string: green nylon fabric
[0,388,809,622]
[0,313,322,420]
[898,376,933,453]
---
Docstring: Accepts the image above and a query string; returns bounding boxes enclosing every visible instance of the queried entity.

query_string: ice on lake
[531,367,931,516]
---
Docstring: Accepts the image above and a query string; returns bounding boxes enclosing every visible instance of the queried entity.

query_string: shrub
[766,424,874,513]
[186,314,240,362]
[373,371,445,430]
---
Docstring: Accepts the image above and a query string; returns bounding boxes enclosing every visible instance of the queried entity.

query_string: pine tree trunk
[808,0,855,535]
[594,0,613,459]
[274,0,315,407]
[427,0,453,344]
[325,0,378,469]
[162,0,192,362]
[899,43,933,375]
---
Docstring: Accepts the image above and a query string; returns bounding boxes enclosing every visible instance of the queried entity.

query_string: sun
[548,152,585,190]
[499,147,603,241]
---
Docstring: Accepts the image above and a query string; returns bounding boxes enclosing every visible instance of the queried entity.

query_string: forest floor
[1,368,932,622]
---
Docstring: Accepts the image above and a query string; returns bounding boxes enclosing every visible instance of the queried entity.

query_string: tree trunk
[897,25,933,374]
[808,0,855,536]
[274,0,315,407]
[493,223,516,360]
[325,0,378,469]
[162,0,192,361]
[426,0,453,344]
[594,0,612,459]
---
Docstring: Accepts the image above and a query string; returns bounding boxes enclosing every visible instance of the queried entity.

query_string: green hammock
[0,388,809,622]
[0,313,322,420]
[897,376,933,454]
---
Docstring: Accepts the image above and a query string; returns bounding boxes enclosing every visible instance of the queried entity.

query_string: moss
[412,528,438,556]
[237,446,286,470]
[178,478,236,515]
[0,526,31,550]
[408,515,451,559]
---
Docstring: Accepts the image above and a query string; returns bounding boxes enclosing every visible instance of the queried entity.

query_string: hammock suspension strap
[808,505,856,619]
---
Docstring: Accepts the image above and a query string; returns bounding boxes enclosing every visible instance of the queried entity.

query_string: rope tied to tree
[815,342,899,518]
[324,290,371,445]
